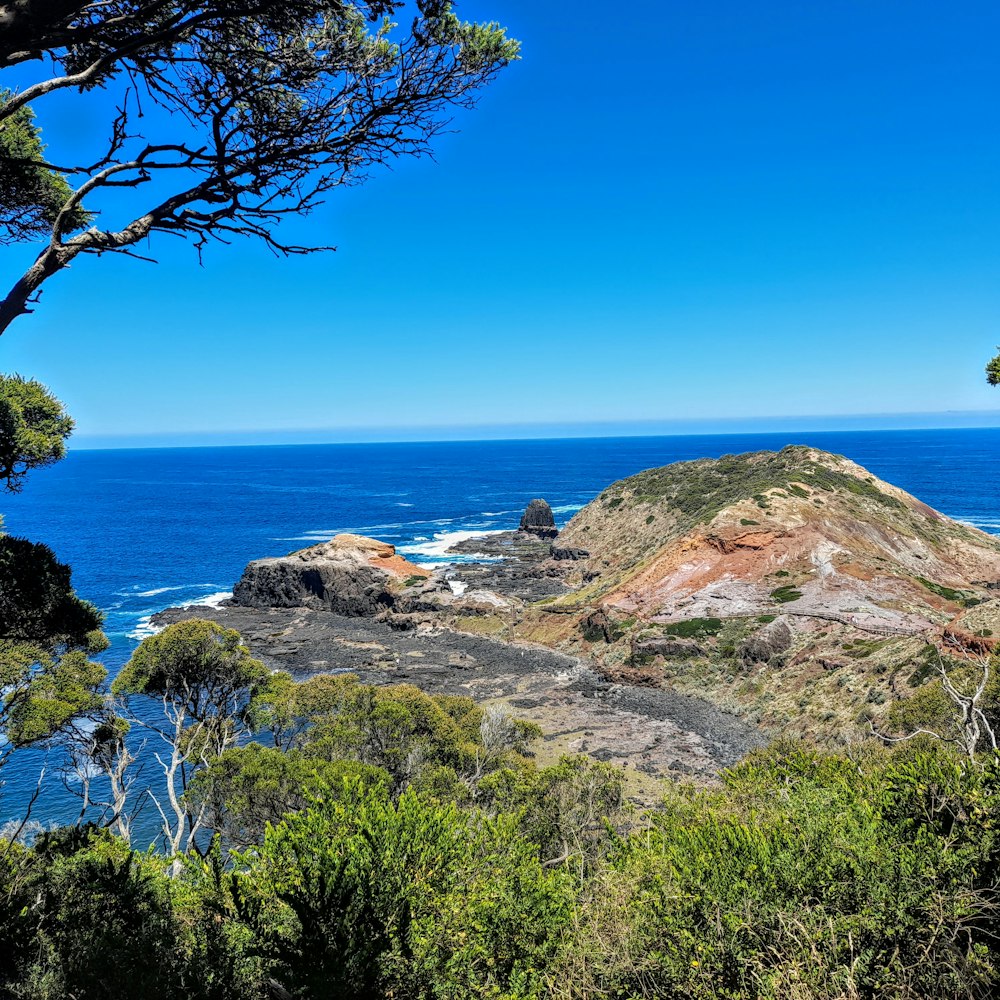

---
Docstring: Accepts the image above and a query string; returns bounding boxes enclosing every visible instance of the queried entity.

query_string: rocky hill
[516,446,1000,737]
[553,445,1000,630]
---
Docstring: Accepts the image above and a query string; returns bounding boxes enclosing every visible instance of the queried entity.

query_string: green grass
[740,518,760,526]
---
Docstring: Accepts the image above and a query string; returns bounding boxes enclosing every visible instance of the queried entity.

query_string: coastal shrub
[597,446,906,539]
[478,755,630,869]
[297,677,538,795]
[770,585,802,604]
[739,518,760,526]
[912,575,982,608]
[661,617,723,639]
[13,827,178,998]
[231,780,573,999]
[564,741,1000,999]
[185,744,391,850]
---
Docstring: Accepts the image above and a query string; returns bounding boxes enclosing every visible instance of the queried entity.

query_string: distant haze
[74,410,1000,450]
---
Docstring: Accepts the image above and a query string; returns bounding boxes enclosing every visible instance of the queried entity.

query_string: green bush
[661,617,724,639]
[770,585,802,604]
[566,741,1000,999]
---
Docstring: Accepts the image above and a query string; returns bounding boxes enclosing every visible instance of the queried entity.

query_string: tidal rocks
[519,498,558,539]
[232,534,428,617]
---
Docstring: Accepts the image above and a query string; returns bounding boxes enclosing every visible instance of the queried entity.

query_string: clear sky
[2,1,1000,445]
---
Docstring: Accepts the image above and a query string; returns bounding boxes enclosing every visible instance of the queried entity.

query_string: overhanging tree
[0,377,107,770]
[0,0,519,334]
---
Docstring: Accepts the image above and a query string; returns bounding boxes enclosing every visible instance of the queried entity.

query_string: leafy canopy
[0,1,520,334]
[0,374,74,493]
[113,619,271,729]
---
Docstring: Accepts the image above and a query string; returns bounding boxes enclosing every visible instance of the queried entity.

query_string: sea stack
[519,498,558,539]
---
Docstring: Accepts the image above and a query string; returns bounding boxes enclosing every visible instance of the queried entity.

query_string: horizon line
[70,409,1000,452]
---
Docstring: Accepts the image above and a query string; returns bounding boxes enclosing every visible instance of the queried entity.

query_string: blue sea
[3,428,1000,836]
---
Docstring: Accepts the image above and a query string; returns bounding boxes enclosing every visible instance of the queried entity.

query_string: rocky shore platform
[152,500,765,789]
[152,601,764,786]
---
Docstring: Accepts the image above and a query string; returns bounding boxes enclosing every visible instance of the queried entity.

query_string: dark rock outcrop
[519,498,558,539]
[739,616,794,663]
[551,545,590,561]
[232,534,428,617]
[633,636,705,659]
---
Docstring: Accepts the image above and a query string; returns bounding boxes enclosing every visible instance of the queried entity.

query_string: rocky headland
[157,445,1000,782]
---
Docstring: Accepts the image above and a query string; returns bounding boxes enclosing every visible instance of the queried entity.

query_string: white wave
[398,529,506,560]
[126,591,232,642]
[482,509,518,517]
[550,503,585,515]
[134,583,221,598]
[396,502,415,507]
[448,580,469,596]
[188,590,233,610]
[128,614,160,640]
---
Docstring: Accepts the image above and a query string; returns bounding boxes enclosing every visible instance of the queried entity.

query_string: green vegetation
[0,385,108,767]
[770,585,803,604]
[597,445,906,538]
[0,96,88,243]
[0,375,74,493]
[403,574,426,588]
[661,617,724,638]
[2,722,1000,998]
[915,574,978,605]
[0,4,519,335]
[739,518,760,526]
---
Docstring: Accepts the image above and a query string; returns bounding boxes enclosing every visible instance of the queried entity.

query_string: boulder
[232,534,428,617]
[739,616,794,663]
[551,545,590,561]
[519,498,558,539]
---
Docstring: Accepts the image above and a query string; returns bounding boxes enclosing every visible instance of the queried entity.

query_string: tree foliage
[0,374,73,493]
[0,535,101,646]
[0,1,519,333]
[113,618,270,743]
[987,348,1000,386]
[0,536,106,758]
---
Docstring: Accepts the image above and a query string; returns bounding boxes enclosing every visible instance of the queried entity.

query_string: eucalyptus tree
[0,0,519,334]
[112,618,272,856]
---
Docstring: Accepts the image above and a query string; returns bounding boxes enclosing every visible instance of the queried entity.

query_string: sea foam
[398,529,506,562]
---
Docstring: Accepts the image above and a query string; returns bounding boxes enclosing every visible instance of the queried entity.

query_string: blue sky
[2,0,1000,445]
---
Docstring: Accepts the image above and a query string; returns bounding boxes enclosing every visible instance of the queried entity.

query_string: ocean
[3,428,1000,834]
